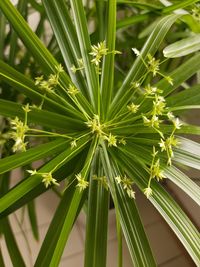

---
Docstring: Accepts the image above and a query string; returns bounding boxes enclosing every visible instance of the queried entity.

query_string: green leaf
[169,105,200,111]
[101,0,116,118]
[1,218,26,267]
[99,146,124,267]
[0,10,6,59]
[33,155,85,267]
[0,248,5,267]
[114,152,200,266]
[162,0,199,14]
[28,0,44,13]
[34,184,77,267]
[114,183,156,267]
[9,0,27,65]
[0,155,85,219]
[101,143,156,267]
[96,0,106,40]
[84,151,109,267]
[0,136,90,214]
[173,137,200,170]
[116,212,123,267]
[0,0,93,118]
[150,181,200,266]
[117,14,150,30]
[0,139,68,175]
[166,85,200,107]
[117,0,163,9]
[70,0,99,110]
[47,136,98,267]
[163,34,200,58]
[138,18,160,39]
[165,166,200,206]
[0,60,82,118]
[0,99,85,131]
[42,0,89,98]
[179,124,200,135]
[112,122,200,136]
[109,14,181,119]
[181,14,200,33]
[0,0,66,76]
[157,53,200,96]
[27,200,39,240]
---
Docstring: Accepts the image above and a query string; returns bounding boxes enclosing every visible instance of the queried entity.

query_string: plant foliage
[0,0,200,266]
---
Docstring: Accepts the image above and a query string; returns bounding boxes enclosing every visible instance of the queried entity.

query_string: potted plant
[0,0,200,266]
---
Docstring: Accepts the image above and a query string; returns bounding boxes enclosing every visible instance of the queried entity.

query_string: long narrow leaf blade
[101,0,116,118]
[0,99,85,131]
[165,166,200,206]
[115,152,200,266]
[109,14,181,118]
[0,60,81,118]
[42,0,88,97]
[0,139,68,174]
[1,218,26,267]
[163,34,200,58]
[27,200,39,240]
[157,53,200,96]
[34,184,76,267]
[48,137,98,267]
[0,248,6,267]
[0,10,6,59]
[0,136,90,214]
[70,0,98,110]
[0,156,85,219]
[0,0,65,75]
[101,143,156,267]
[84,151,109,267]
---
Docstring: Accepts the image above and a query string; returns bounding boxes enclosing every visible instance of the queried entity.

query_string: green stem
[28,128,73,139]
[58,81,91,120]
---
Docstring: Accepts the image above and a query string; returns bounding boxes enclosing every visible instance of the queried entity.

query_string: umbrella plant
[0,0,200,266]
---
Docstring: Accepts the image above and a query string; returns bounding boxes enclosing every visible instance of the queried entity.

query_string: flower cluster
[192,4,200,23]
[67,84,79,96]
[70,139,77,149]
[76,173,89,192]
[10,104,30,152]
[35,64,64,94]
[27,169,59,188]
[115,175,135,199]
[85,115,119,147]
[89,41,108,66]
[127,103,140,114]
[10,117,28,152]
[71,58,84,73]
[143,114,162,129]
[144,147,165,199]
[142,85,166,133]
[143,113,181,197]
[106,133,117,147]
[159,115,181,165]
[143,187,153,199]
[138,80,182,170]
[85,115,103,135]
[147,54,160,77]
[90,41,121,68]
[132,49,173,85]
[141,88,182,194]
[129,49,183,197]
[24,42,183,202]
